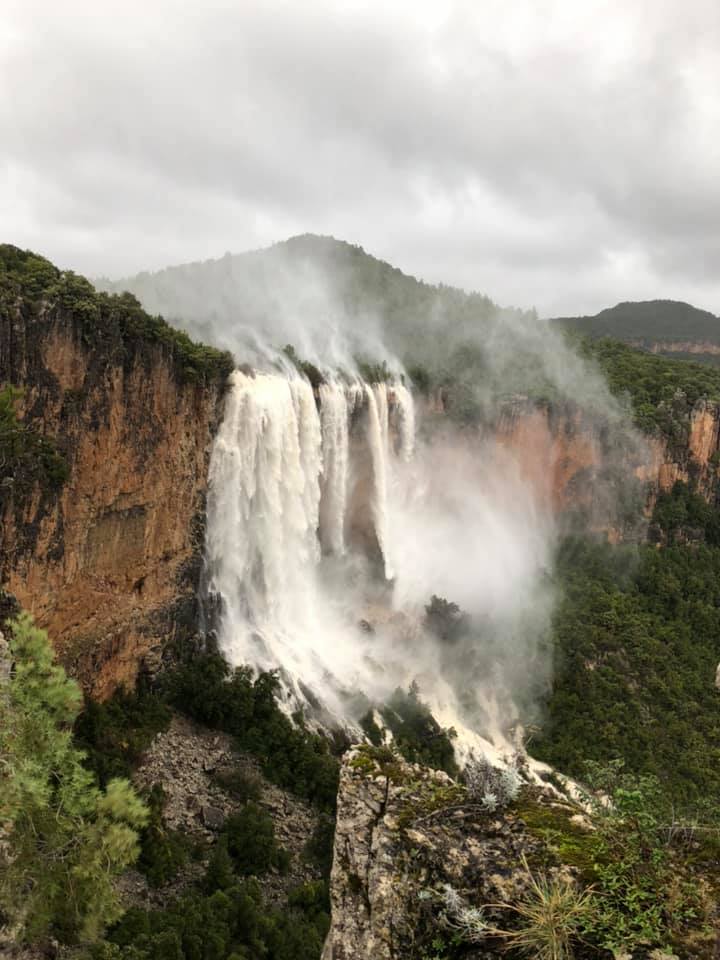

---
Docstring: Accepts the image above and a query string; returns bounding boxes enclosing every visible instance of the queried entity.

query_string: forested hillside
[557,300,720,365]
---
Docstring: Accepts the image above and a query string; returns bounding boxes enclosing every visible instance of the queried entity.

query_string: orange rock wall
[1,306,226,698]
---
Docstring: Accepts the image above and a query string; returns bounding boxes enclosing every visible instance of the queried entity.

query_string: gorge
[3,243,720,959]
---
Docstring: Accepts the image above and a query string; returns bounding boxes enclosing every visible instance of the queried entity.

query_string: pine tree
[0,613,149,943]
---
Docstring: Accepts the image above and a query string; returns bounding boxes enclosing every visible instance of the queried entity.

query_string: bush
[495,858,594,960]
[74,680,172,785]
[424,595,469,645]
[304,813,336,878]
[137,784,189,888]
[212,767,263,803]
[0,384,68,495]
[101,876,330,960]
[380,683,459,778]
[573,762,715,955]
[222,803,281,877]
[464,757,521,812]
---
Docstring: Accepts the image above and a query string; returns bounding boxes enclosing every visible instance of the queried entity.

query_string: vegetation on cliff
[0,245,234,385]
[163,643,340,810]
[0,383,68,495]
[581,336,720,436]
[535,533,720,808]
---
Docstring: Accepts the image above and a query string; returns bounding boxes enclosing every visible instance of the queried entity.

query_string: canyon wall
[0,298,229,698]
[424,390,720,520]
[3,290,719,703]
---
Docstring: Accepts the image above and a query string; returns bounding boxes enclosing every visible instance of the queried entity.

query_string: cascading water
[318,381,350,556]
[205,365,554,769]
[205,372,324,678]
[205,368,412,717]
[392,383,415,462]
[365,384,392,579]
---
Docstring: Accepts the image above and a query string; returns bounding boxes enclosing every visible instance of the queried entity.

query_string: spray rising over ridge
[138,237,652,757]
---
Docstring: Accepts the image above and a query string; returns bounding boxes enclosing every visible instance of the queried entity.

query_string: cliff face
[323,748,575,960]
[0,296,229,698]
[424,390,720,520]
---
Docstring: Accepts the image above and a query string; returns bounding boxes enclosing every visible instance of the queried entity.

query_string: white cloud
[1,0,719,314]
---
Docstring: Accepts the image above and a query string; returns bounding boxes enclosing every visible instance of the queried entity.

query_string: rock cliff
[425,389,720,522]
[0,250,232,697]
[323,747,566,960]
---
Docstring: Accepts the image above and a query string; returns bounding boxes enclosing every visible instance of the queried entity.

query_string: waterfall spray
[204,365,551,766]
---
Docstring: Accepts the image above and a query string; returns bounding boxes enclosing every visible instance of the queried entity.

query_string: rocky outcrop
[323,748,556,960]
[127,713,322,909]
[0,296,229,698]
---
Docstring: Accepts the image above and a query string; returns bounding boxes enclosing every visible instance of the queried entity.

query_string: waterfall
[206,368,415,702]
[365,384,392,580]
[318,381,350,556]
[205,371,323,675]
[393,382,416,462]
[204,367,546,765]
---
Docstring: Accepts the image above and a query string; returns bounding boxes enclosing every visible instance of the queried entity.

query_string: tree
[0,613,148,943]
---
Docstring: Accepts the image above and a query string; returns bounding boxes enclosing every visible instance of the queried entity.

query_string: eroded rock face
[323,749,543,960]
[0,304,227,697]
[496,399,720,525]
[420,392,720,528]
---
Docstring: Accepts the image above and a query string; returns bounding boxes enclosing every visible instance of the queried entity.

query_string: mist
[114,238,649,760]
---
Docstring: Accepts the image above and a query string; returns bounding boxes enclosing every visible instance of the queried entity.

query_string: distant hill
[555,300,720,364]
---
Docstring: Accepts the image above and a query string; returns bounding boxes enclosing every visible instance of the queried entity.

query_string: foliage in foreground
[433,765,717,959]
[0,614,148,943]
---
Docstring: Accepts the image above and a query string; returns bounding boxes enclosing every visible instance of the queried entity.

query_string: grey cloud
[1,0,719,314]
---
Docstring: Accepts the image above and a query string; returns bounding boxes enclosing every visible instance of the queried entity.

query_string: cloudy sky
[2,0,719,316]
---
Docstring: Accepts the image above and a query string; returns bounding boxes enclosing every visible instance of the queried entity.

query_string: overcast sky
[2,0,719,316]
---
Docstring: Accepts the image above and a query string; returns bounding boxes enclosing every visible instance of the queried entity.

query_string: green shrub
[74,680,172,785]
[0,614,148,943]
[101,875,330,960]
[380,683,458,778]
[212,767,263,803]
[137,784,189,888]
[0,384,68,494]
[222,803,280,877]
[304,813,336,878]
